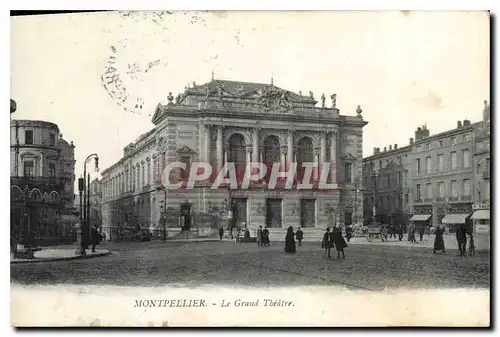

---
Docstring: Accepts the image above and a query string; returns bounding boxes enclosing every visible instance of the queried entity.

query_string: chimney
[457,121,462,128]
[394,144,398,149]
[389,145,392,151]
[463,119,470,126]
[410,137,414,145]
[373,147,377,155]
[415,127,423,141]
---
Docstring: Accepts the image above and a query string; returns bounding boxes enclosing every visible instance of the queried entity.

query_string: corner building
[101,79,367,240]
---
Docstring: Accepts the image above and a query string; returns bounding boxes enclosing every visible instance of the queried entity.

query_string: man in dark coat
[345,225,353,242]
[433,225,446,254]
[333,226,347,259]
[456,224,467,256]
[295,227,304,247]
[263,226,270,247]
[218,226,224,240]
[257,226,263,247]
[90,225,101,253]
[284,226,296,253]
[321,228,334,258]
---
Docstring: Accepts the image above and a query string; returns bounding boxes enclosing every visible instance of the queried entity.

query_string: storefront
[410,205,432,232]
[471,203,490,234]
[442,203,473,233]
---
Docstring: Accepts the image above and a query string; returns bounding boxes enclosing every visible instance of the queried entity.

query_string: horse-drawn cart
[366,222,389,242]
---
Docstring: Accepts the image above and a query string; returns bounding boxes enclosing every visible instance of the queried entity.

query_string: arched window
[228,134,246,182]
[297,137,314,182]
[263,135,281,179]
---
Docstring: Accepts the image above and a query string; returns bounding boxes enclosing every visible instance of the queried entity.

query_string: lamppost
[353,177,360,225]
[370,171,377,223]
[156,186,167,240]
[83,154,99,248]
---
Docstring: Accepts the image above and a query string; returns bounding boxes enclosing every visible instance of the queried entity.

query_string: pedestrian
[396,223,404,241]
[257,225,263,247]
[218,226,224,240]
[244,227,251,243]
[456,224,467,257]
[468,231,476,256]
[433,224,446,254]
[345,225,352,242]
[235,228,241,243]
[408,223,417,243]
[263,226,270,247]
[284,226,296,254]
[333,225,348,259]
[295,227,304,247]
[321,228,334,258]
[90,225,101,253]
[419,227,425,242]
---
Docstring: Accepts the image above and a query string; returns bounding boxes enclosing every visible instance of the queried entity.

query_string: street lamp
[370,171,377,223]
[156,186,167,241]
[83,154,99,249]
[353,177,360,225]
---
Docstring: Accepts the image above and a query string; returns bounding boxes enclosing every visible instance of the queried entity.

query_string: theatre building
[100,78,367,240]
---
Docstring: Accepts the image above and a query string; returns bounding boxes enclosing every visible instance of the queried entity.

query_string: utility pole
[371,171,377,223]
[354,177,359,224]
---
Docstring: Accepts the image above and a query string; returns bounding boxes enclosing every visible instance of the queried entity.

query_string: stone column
[246,146,252,180]
[224,150,229,165]
[204,125,211,164]
[216,126,223,173]
[320,132,326,171]
[330,131,337,183]
[252,128,260,162]
[280,147,287,172]
[313,150,319,181]
[287,130,294,167]
[39,154,44,177]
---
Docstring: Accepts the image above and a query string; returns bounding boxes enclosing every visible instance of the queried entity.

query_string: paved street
[10,240,490,291]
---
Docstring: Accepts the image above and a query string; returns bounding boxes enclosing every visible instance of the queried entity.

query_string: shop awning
[409,214,431,221]
[471,210,490,220]
[441,214,471,224]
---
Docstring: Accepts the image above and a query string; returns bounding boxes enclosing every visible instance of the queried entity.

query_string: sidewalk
[11,248,111,264]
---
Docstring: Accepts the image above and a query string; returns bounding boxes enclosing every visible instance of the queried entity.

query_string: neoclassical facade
[101,79,367,239]
[10,118,76,245]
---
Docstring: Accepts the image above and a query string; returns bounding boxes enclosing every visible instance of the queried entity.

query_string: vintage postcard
[9,10,491,327]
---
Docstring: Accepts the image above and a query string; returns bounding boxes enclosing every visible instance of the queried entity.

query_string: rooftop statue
[321,93,326,108]
[331,94,337,108]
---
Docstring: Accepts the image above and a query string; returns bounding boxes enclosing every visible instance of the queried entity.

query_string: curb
[167,239,222,243]
[10,250,112,264]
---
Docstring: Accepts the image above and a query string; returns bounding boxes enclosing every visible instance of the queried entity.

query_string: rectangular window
[344,163,352,183]
[438,182,445,198]
[463,179,471,196]
[439,140,443,147]
[451,137,456,145]
[438,154,444,172]
[425,143,430,150]
[463,133,470,141]
[416,158,421,175]
[48,163,56,178]
[23,161,34,177]
[485,180,490,201]
[426,183,432,199]
[147,162,151,184]
[25,130,34,145]
[416,184,421,200]
[451,152,457,170]
[451,180,458,197]
[404,194,409,206]
[426,156,432,174]
[49,133,56,146]
[463,149,470,168]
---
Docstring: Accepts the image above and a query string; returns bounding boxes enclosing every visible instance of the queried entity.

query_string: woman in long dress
[284,226,296,253]
[433,225,446,254]
[333,226,348,259]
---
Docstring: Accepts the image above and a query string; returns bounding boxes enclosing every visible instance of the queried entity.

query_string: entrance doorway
[266,198,283,228]
[231,198,248,230]
[180,201,192,231]
[300,199,316,228]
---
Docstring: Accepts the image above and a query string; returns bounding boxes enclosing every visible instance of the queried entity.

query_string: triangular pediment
[151,103,165,124]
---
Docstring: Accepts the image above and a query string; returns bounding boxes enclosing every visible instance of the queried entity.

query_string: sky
[10,11,490,191]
